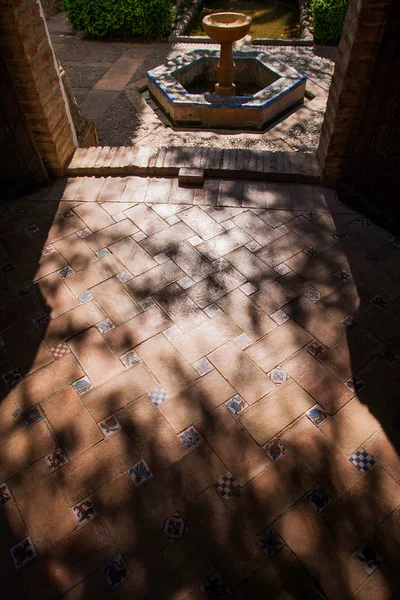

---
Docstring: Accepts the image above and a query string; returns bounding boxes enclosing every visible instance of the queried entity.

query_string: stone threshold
[67,146,321,183]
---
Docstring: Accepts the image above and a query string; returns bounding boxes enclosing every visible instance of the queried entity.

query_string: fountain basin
[202,12,252,43]
[147,49,307,130]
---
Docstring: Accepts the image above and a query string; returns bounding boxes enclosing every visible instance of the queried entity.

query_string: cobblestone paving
[1,176,400,599]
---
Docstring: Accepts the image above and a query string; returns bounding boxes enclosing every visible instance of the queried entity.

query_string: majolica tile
[390,236,400,248]
[10,537,36,569]
[0,483,12,505]
[104,555,127,589]
[345,375,365,394]
[271,309,290,325]
[221,220,235,231]
[166,215,180,225]
[21,406,44,427]
[250,208,264,215]
[306,404,330,427]
[154,252,169,264]
[268,368,289,385]
[200,573,229,600]
[148,385,169,406]
[256,527,285,557]
[304,289,321,302]
[332,231,347,241]
[99,415,121,437]
[162,512,187,540]
[113,212,126,222]
[212,258,229,271]
[96,318,115,334]
[49,342,71,360]
[178,276,195,289]
[274,263,291,275]
[57,265,74,279]
[95,248,111,258]
[370,295,387,310]
[304,246,319,258]
[214,472,240,500]
[116,270,133,284]
[306,486,332,513]
[46,448,69,472]
[127,459,152,486]
[72,376,93,396]
[2,368,23,389]
[31,313,50,328]
[263,438,287,462]
[163,325,183,342]
[59,209,74,220]
[76,227,92,239]
[306,340,327,359]
[179,426,202,449]
[225,394,248,416]
[25,224,39,235]
[340,316,358,331]
[349,448,376,473]
[335,269,352,280]
[302,211,318,221]
[1,262,16,274]
[203,303,223,318]
[78,290,94,304]
[16,285,33,297]
[120,350,140,367]
[240,282,258,296]
[72,497,97,526]
[138,297,156,311]
[381,348,398,365]
[353,541,383,574]
[365,251,379,262]
[132,231,147,242]
[357,216,371,227]
[188,234,203,246]
[192,357,214,377]
[41,244,55,256]
[233,333,253,350]
[245,239,262,253]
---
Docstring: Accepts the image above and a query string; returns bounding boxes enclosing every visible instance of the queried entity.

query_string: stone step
[66,146,321,183]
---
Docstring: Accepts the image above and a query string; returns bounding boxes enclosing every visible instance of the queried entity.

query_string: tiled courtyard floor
[1,176,400,599]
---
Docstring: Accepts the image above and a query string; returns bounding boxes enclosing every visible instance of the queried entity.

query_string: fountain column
[216,42,235,96]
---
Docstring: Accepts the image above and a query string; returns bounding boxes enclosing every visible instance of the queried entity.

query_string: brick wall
[0,0,77,176]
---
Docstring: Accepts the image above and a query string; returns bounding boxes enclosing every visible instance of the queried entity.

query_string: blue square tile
[21,406,44,427]
[257,527,285,556]
[72,376,93,396]
[179,426,201,449]
[148,385,169,406]
[225,395,248,416]
[306,404,330,427]
[127,459,152,486]
[349,448,376,473]
[104,555,127,589]
[306,486,332,513]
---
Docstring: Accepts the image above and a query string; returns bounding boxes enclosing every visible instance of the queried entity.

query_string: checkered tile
[349,449,376,473]
[335,269,352,280]
[50,342,70,360]
[370,295,387,310]
[214,472,240,500]
[76,227,92,239]
[365,251,379,262]
[357,216,371,227]
[148,385,169,406]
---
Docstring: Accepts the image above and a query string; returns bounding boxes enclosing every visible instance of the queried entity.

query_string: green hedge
[63,0,174,38]
[311,0,348,45]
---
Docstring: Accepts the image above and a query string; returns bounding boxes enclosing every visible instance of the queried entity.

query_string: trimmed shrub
[311,0,348,45]
[63,0,174,39]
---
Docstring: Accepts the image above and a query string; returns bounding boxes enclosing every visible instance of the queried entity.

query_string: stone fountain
[147,12,306,130]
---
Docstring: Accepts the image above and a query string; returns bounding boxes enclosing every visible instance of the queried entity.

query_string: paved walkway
[1,177,400,599]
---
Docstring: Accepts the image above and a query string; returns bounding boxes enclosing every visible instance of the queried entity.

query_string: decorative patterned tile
[192,357,214,376]
[200,573,229,599]
[148,385,169,406]
[163,325,183,342]
[353,541,383,574]
[1,261,16,274]
[132,231,147,242]
[274,263,291,275]
[263,438,287,462]
[304,246,319,258]
[31,313,50,328]
[268,368,289,385]
[95,248,111,258]
[113,212,126,222]
[59,209,74,221]
[306,404,330,427]
[2,368,23,389]
[221,219,235,230]
[233,333,253,350]
[250,208,264,215]
[245,239,263,252]
[120,350,140,367]
[225,394,248,416]
[10,537,36,570]
[116,269,133,284]
[306,486,332,513]
[240,281,258,296]
[306,340,327,359]
[349,449,376,473]
[0,483,12,505]
[345,375,365,394]
[166,215,180,225]
[179,426,202,449]
[76,227,92,239]
[332,231,347,242]
[204,303,223,318]
[357,216,371,227]
[99,415,121,437]
[302,211,318,221]
[45,448,69,472]
[257,527,285,556]
[370,295,387,310]
[21,406,44,427]
[162,512,187,540]
[212,258,229,271]
[72,376,93,396]
[72,497,97,526]
[127,459,152,486]
[25,224,39,235]
[271,309,290,325]
[78,290,94,304]
[381,348,398,365]
[365,251,379,262]
[57,265,74,279]
[138,297,156,311]
[304,289,322,302]
[390,236,400,248]
[335,269,353,280]
[16,285,33,298]
[96,318,115,334]
[104,555,127,589]
[214,472,240,500]
[154,252,169,264]
[188,234,203,246]
[41,244,55,256]
[49,342,71,360]
[178,276,195,289]
[340,316,358,331]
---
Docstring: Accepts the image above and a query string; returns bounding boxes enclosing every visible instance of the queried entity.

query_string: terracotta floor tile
[0,489,27,554]
[239,378,314,445]
[53,431,139,505]
[103,306,172,354]
[124,204,168,235]
[171,313,242,364]
[224,246,278,289]
[370,508,400,574]
[108,235,157,275]
[186,266,246,308]
[36,272,78,318]
[42,386,103,459]
[140,222,194,256]
[286,251,345,297]
[233,211,282,246]
[120,175,149,203]
[83,219,139,251]
[179,206,224,240]
[364,429,400,484]
[90,277,140,326]
[285,295,346,348]
[208,340,275,404]
[45,215,87,244]
[256,231,309,267]
[196,227,251,261]
[44,301,106,347]
[83,364,157,422]
[154,283,208,333]
[74,203,114,232]
[167,240,216,282]
[53,234,98,272]
[217,288,276,341]
[74,176,106,202]
[10,458,76,552]
[68,327,124,387]
[251,271,311,314]
[118,396,186,472]
[197,405,271,485]
[350,567,400,600]
[0,393,24,444]
[96,175,128,202]
[64,255,124,295]
[124,260,185,300]
[274,500,367,599]
[33,249,67,281]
